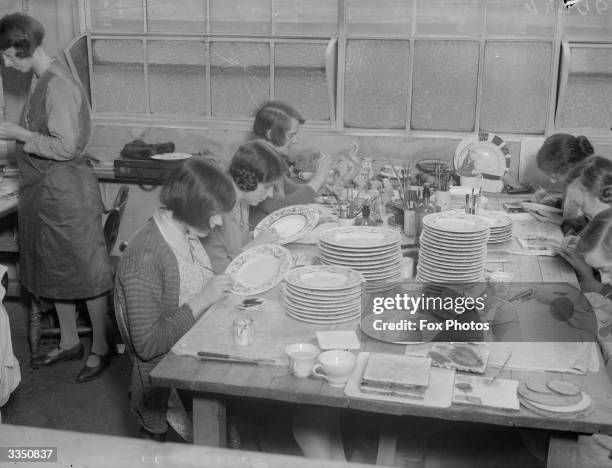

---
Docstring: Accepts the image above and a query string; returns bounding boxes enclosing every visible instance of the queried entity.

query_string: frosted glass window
[564,1,612,40]
[275,0,338,35]
[274,43,329,121]
[210,42,270,118]
[92,40,145,113]
[345,0,413,36]
[344,40,410,129]
[415,0,482,36]
[486,0,555,37]
[411,41,479,132]
[210,0,271,34]
[147,0,205,33]
[557,47,612,130]
[89,0,143,32]
[147,41,207,115]
[480,42,552,134]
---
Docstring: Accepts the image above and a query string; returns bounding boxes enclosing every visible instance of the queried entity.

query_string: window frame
[79,0,610,141]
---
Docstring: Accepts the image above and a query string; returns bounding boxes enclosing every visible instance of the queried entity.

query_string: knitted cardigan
[114,220,195,434]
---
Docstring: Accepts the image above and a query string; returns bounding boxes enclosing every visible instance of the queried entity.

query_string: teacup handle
[312,363,328,381]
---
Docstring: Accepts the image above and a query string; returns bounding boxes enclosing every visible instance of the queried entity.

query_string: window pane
[274,43,329,121]
[480,41,551,134]
[275,0,338,35]
[210,0,271,34]
[89,0,143,32]
[92,39,145,113]
[344,40,410,129]
[415,0,482,36]
[147,0,205,33]
[147,41,207,115]
[345,0,413,36]
[486,0,555,37]
[564,2,612,40]
[411,41,478,132]
[558,47,612,130]
[210,42,269,118]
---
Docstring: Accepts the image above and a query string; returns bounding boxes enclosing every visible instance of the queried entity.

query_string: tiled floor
[3,298,550,466]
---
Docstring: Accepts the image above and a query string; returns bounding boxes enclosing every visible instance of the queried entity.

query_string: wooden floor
[3,298,601,467]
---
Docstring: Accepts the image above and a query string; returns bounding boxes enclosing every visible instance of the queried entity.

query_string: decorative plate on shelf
[226,244,292,296]
[150,153,193,161]
[454,133,511,179]
[254,205,320,245]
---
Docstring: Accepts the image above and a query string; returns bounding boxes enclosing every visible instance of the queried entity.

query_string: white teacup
[285,343,320,378]
[488,271,514,297]
[312,350,358,387]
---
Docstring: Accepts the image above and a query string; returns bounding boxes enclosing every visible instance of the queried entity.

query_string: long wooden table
[151,203,612,467]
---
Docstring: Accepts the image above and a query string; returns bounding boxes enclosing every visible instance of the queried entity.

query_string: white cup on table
[285,343,320,378]
[312,350,358,388]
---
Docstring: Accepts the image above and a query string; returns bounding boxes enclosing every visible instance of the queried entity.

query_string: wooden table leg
[29,297,41,356]
[192,395,227,447]
[376,418,398,466]
[547,432,578,468]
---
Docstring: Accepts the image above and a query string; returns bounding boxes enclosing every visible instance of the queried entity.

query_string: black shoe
[31,343,84,367]
[76,352,111,382]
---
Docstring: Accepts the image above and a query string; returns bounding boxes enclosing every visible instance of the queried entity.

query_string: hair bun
[601,184,612,204]
[231,167,258,192]
[576,136,594,157]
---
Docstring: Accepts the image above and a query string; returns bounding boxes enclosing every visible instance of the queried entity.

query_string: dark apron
[17,61,112,300]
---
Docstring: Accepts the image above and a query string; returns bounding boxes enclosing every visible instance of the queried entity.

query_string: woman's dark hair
[252,100,305,148]
[577,207,612,260]
[565,156,612,205]
[0,13,44,58]
[229,140,283,192]
[160,158,235,231]
[536,133,594,180]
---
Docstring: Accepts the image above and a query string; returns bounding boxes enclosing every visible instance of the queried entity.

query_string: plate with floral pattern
[254,205,320,245]
[454,132,511,179]
[226,244,292,296]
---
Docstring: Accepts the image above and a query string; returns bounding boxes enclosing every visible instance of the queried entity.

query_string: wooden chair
[28,185,130,356]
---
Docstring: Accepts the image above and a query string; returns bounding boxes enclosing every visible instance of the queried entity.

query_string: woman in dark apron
[0,13,113,382]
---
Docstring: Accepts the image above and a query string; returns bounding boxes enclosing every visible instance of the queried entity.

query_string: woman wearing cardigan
[115,158,235,439]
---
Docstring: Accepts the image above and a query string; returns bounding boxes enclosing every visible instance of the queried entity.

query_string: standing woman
[248,100,334,224]
[0,13,113,381]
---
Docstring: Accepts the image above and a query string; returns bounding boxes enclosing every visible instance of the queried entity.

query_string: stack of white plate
[283,266,364,324]
[473,210,513,243]
[416,212,490,284]
[317,227,403,293]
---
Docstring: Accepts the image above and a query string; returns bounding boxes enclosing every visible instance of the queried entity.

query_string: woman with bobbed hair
[536,133,594,184]
[248,100,334,224]
[115,158,235,440]
[0,13,113,381]
[563,156,612,222]
[202,139,283,272]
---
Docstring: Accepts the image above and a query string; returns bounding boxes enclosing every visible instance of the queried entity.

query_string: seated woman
[114,158,235,440]
[562,156,612,224]
[534,133,594,206]
[248,100,335,224]
[202,139,284,272]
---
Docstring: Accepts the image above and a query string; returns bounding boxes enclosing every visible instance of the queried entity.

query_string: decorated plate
[254,205,320,245]
[285,265,364,291]
[454,133,511,179]
[423,212,490,234]
[226,244,292,296]
[319,226,401,249]
[150,152,193,161]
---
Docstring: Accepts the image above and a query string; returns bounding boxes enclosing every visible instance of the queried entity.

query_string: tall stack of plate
[474,210,513,244]
[416,212,490,284]
[318,227,403,292]
[283,266,364,324]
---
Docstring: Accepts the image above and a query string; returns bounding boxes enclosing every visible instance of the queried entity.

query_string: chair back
[113,298,137,361]
[104,185,130,255]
